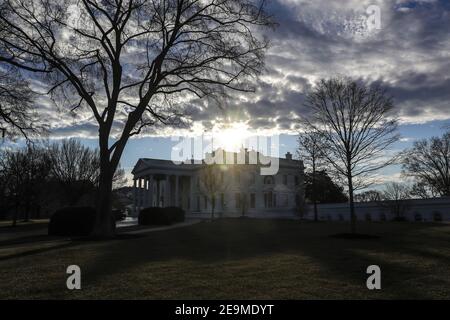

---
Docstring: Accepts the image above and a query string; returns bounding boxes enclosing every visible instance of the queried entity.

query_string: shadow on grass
[0,241,80,262]
[76,219,450,298]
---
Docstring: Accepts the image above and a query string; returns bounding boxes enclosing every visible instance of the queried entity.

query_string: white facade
[306,197,450,222]
[131,149,304,216]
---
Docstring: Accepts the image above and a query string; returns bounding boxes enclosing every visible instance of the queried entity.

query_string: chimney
[285,152,292,160]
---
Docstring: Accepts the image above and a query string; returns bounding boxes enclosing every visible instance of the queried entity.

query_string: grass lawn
[1,218,450,299]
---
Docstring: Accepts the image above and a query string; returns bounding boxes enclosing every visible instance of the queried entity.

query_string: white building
[132,148,304,216]
[307,197,450,222]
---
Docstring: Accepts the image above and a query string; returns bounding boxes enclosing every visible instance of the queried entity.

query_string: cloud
[27,0,450,138]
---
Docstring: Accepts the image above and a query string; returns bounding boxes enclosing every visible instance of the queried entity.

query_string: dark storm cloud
[36,0,450,137]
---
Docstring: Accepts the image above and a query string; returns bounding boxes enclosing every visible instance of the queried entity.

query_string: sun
[213,122,251,152]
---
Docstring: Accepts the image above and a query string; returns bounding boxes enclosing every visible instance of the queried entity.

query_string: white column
[156,179,161,207]
[138,178,143,210]
[133,179,137,214]
[165,175,171,207]
[142,177,146,207]
[149,175,154,207]
[190,175,195,212]
[145,176,150,207]
[175,175,180,207]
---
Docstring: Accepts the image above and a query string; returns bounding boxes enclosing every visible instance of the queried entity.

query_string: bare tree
[0,0,273,237]
[304,78,399,234]
[198,164,227,220]
[48,138,126,204]
[0,144,51,225]
[297,130,325,221]
[402,131,450,197]
[0,66,43,140]
[355,189,382,202]
[381,182,412,220]
[410,181,437,199]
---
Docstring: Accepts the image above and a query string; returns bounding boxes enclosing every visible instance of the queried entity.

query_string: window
[204,196,207,209]
[220,193,225,208]
[249,173,256,185]
[295,194,301,206]
[235,171,240,184]
[295,176,299,186]
[273,193,277,207]
[282,194,288,207]
[433,211,442,222]
[264,192,273,208]
[235,193,241,208]
[197,196,200,211]
[250,193,256,208]
[365,213,371,221]
[283,175,288,185]
[264,176,274,185]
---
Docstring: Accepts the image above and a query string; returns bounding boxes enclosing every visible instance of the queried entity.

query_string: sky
[3,0,450,189]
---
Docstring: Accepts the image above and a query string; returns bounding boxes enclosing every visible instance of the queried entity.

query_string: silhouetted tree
[298,131,326,221]
[0,0,273,237]
[48,138,126,205]
[355,190,382,202]
[304,170,348,204]
[410,181,437,199]
[402,131,450,197]
[304,78,399,234]
[198,164,228,220]
[0,144,51,225]
[381,182,412,220]
[0,66,43,140]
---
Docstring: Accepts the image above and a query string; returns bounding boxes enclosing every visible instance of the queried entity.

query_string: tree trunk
[347,174,356,234]
[12,199,18,227]
[312,163,318,222]
[92,165,115,238]
[92,130,117,238]
[211,195,215,220]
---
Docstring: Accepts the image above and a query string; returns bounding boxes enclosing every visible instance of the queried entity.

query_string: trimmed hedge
[113,209,126,221]
[48,206,96,236]
[138,206,185,226]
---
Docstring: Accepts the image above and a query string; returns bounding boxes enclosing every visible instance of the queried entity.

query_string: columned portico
[132,159,198,214]
[131,150,304,216]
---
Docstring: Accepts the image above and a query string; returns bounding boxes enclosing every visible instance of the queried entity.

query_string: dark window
[220,193,225,208]
[295,176,299,186]
[250,193,256,208]
[204,196,207,209]
[264,192,273,208]
[433,212,442,222]
[264,176,274,185]
[273,193,277,207]
[235,193,241,208]
[249,173,255,185]
[283,175,288,185]
[235,171,240,183]
[197,196,200,211]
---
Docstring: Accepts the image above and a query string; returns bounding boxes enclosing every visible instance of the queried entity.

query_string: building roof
[132,148,303,175]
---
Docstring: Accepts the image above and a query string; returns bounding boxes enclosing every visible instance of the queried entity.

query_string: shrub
[165,206,185,223]
[433,212,442,222]
[138,207,185,226]
[113,209,126,221]
[48,207,96,236]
